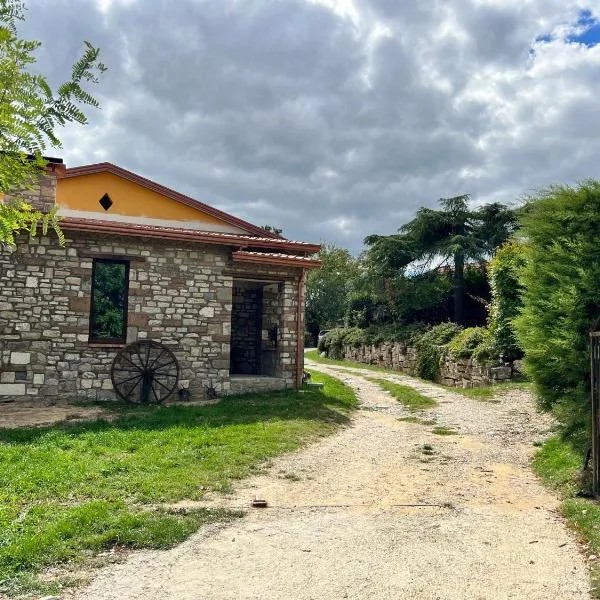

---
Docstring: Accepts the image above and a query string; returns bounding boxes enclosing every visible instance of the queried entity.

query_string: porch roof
[231,250,321,269]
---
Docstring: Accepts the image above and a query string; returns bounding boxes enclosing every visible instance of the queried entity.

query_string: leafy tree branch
[0,0,106,247]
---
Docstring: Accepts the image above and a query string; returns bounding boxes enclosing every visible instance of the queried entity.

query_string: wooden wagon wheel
[111,340,179,404]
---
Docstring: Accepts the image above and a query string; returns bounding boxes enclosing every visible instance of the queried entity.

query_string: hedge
[515,181,600,446]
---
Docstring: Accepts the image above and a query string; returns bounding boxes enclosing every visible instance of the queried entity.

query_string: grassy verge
[397,416,436,425]
[366,378,437,411]
[453,381,532,401]
[0,370,356,597]
[532,436,600,596]
[432,425,458,435]
[305,349,404,374]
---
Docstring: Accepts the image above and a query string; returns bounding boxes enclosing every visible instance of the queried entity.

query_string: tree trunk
[453,251,465,324]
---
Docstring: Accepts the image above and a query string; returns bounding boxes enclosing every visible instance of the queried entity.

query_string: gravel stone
[70,361,591,600]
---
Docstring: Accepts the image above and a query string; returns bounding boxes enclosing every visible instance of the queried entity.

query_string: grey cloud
[19,0,600,251]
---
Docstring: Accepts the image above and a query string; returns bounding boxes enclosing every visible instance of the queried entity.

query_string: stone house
[0,158,320,403]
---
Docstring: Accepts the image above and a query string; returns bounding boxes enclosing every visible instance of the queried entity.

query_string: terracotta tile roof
[61,217,321,254]
[232,250,322,268]
[60,162,281,239]
[234,250,319,261]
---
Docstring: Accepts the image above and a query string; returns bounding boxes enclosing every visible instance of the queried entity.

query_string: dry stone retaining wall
[340,342,516,388]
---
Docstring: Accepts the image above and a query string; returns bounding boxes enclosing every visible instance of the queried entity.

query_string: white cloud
[21,0,600,251]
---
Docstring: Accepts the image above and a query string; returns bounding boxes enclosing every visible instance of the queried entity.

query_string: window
[89,259,129,343]
[99,193,113,211]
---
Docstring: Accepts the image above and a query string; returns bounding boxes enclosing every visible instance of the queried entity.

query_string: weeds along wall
[318,325,520,388]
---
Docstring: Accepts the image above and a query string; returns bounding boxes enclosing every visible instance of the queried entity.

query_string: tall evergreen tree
[365,195,516,323]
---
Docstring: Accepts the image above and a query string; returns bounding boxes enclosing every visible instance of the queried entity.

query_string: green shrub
[317,328,362,358]
[414,322,462,346]
[471,329,495,363]
[447,327,487,360]
[317,324,427,359]
[515,181,600,441]
[413,322,462,380]
[488,241,526,361]
[316,331,330,354]
[368,322,427,345]
[317,328,335,355]
[343,327,369,347]
[415,343,444,380]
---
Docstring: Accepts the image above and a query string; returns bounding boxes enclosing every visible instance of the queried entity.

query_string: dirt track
[72,361,591,599]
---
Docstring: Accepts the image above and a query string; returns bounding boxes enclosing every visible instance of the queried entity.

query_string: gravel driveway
[72,361,591,600]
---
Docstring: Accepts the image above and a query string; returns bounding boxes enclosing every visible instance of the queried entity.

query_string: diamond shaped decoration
[99,193,113,211]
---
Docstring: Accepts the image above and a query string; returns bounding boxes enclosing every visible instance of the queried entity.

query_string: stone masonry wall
[341,342,515,388]
[0,232,302,404]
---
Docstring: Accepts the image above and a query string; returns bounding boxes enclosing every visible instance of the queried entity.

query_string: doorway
[229,280,281,377]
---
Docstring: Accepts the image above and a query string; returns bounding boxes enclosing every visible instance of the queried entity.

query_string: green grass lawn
[532,436,600,596]
[366,378,437,411]
[0,370,356,598]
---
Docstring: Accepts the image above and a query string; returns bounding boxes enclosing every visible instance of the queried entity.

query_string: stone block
[129,313,149,327]
[126,326,138,344]
[0,383,26,395]
[199,306,214,318]
[69,296,91,312]
[10,352,30,365]
[512,360,525,375]
[33,373,45,385]
[216,287,232,302]
[0,372,15,383]
[58,380,77,393]
[490,366,512,380]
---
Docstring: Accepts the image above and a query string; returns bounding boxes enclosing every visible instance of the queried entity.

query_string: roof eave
[232,251,321,269]
[60,218,321,254]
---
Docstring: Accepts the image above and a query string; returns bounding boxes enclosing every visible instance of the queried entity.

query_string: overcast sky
[23,0,600,252]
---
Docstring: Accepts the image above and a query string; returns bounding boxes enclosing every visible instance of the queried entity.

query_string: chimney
[3,157,65,213]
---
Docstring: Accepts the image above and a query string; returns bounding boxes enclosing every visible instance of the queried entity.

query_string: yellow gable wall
[56,172,237,228]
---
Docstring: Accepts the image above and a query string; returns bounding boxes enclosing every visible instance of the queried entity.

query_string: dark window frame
[88,258,130,344]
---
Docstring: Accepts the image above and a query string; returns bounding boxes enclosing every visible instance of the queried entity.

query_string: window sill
[87,342,127,348]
